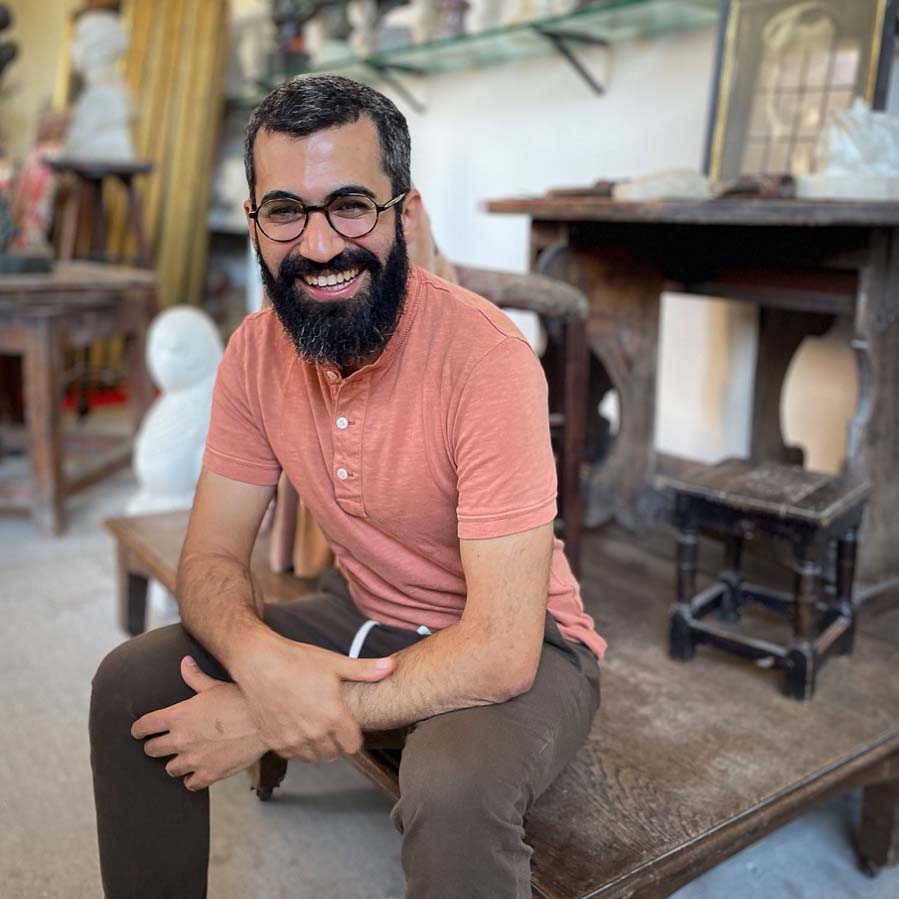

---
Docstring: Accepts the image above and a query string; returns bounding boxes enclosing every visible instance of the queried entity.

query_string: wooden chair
[453,264,588,576]
[270,264,590,578]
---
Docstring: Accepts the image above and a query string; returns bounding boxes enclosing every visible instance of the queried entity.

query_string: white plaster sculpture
[127,307,223,515]
[348,0,378,57]
[613,169,712,201]
[798,100,899,200]
[63,10,135,161]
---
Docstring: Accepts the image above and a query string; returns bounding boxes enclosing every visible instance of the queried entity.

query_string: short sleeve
[452,337,557,540]
[202,323,282,486]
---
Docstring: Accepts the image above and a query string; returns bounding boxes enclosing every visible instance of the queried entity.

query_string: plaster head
[147,306,223,392]
[71,10,128,76]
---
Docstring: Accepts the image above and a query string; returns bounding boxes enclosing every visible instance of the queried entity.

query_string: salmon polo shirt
[203,265,606,659]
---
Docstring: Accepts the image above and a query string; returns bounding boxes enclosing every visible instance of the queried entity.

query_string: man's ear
[243,199,255,236]
[402,186,441,271]
[401,187,425,242]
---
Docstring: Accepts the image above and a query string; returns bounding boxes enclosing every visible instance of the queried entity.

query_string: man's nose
[297,209,346,263]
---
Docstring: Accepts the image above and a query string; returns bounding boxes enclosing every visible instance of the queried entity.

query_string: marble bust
[63,9,135,161]
[127,307,223,515]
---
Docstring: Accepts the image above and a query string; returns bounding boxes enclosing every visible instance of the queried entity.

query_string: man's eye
[266,205,303,220]
[331,199,371,217]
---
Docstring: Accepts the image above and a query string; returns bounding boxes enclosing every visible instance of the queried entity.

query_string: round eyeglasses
[249,192,407,243]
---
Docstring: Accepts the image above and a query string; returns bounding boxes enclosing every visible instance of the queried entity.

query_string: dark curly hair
[244,75,411,207]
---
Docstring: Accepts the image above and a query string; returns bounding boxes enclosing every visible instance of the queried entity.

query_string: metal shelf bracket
[365,61,427,114]
[532,25,610,95]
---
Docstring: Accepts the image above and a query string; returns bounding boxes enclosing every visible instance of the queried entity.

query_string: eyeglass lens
[257,195,378,241]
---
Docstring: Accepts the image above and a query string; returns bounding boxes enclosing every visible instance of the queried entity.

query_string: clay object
[63,10,135,161]
[348,0,379,56]
[127,307,223,515]
[431,0,470,39]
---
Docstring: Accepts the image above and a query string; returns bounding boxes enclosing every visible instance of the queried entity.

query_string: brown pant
[89,570,600,898]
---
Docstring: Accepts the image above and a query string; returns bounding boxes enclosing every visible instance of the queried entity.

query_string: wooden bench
[105,510,899,898]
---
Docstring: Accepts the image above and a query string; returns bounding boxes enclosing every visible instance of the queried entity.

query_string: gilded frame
[703,0,898,179]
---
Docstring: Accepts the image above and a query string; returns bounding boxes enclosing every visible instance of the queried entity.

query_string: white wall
[372,27,873,473]
[6,1,867,473]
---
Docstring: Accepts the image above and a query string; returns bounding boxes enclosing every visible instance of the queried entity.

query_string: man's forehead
[253,119,389,197]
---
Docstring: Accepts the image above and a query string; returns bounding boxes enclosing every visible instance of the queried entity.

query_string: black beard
[257,225,409,370]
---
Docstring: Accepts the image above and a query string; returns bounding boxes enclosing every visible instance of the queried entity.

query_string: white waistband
[347,620,432,658]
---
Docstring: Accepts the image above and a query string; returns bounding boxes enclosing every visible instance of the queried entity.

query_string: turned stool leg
[670,527,698,661]
[834,527,859,656]
[719,535,744,623]
[785,546,821,700]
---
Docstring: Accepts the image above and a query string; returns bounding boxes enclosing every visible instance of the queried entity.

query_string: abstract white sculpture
[63,10,135,161]
[127,307,223,515]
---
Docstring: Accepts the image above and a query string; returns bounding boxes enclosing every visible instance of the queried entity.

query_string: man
[90,75,606,899]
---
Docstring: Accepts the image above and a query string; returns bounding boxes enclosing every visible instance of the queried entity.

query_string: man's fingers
[180,655,225,694]
[131,710,169,740]
[143,734,177,758]
[315,733,343,763]
[333,716,363,757]
[165,756,192,778]
[334,655,395,683]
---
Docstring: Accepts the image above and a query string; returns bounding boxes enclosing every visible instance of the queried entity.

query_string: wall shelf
[227,0,720,111]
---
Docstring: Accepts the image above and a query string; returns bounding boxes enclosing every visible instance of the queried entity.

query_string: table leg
[23,319,64,536]
[850,229,899,588]
[539,243,663,529]
[123,297,154,432]
[858,772,899,874]
[750,308,833,466]
[116,541,150,636]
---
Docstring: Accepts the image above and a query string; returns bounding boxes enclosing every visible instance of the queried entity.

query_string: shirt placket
[330,374,368,518]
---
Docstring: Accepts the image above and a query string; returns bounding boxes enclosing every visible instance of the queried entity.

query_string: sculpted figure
[63,10,135,160]
[127,307,223,515]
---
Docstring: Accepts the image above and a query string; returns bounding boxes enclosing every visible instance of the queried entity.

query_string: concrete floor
[1,463,897,898]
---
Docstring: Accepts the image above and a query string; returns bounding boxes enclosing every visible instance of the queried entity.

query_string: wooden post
[23,318,64,535]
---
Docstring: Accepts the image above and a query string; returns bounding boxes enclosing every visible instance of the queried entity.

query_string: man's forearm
[342,618,535,731]
[176,552,271,673]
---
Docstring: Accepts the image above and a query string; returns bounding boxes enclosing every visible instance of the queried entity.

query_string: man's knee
[90,625,196,729]
[394,723,527,835]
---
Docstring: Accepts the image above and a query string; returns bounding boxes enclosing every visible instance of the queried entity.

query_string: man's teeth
[304,267,360,288]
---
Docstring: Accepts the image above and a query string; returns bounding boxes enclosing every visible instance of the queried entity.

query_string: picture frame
[703,0,899,179]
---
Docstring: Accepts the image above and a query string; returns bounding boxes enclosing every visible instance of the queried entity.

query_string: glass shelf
[232,0,720,106]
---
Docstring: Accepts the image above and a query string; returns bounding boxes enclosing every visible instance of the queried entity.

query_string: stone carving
[127,307,223,515]
[63,10,135,161]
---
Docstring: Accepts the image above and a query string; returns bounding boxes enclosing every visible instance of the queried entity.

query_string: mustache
[277,247,381,281]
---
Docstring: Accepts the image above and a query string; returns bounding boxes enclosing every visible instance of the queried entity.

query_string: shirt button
[326,371,338,381]
[336,417,348,430]
[336,467,349,480]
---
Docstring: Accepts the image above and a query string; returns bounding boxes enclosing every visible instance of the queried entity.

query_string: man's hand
[131,656,267,791]
[232,635,395,763]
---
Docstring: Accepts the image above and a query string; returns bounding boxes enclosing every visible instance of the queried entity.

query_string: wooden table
[486,196,899,594]
[105,510,899,898]
[0,262,155,534]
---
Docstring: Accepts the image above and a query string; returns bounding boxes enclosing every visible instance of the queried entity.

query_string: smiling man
[89,75,605,899]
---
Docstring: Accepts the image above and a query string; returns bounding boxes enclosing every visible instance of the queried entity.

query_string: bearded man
[90,74,605,899]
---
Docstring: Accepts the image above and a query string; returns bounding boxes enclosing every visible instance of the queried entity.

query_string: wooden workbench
[105,509,899,898]
[486,195,899,594]
[0,262,155,534]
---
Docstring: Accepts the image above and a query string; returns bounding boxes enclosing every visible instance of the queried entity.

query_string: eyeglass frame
[248,191,408,243]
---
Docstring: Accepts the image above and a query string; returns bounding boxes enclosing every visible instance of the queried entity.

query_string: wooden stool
[658,459,870,700]
[49,157,154,266]
[47,158,154,418]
